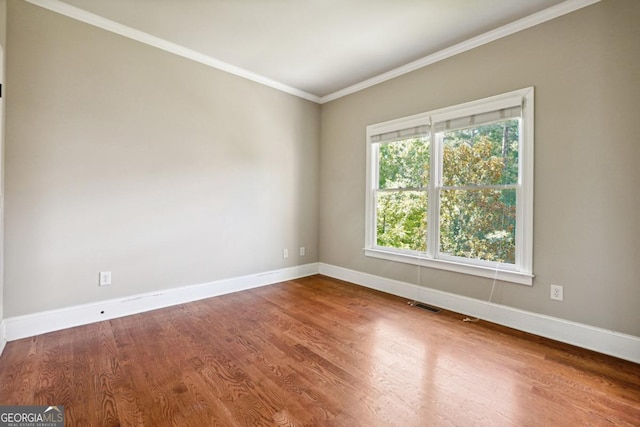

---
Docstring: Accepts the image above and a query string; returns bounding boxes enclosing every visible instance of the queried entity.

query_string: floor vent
[408,301,441,313]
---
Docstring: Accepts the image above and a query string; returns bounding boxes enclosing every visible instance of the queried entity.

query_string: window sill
[364,248,533,286]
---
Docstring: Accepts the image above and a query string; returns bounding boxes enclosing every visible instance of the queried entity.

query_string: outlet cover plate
[550,284,563,301]
[99,271,112,286]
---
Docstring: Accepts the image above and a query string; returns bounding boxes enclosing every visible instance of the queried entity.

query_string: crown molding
[319,0,602,103]
[25,0,600,105]
[23,0,322,103]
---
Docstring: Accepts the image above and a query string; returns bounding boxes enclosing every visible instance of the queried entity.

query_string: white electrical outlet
[299,247,305,256]
[99,271,112,286]
[550,284,563,301]
[283,249,289,259]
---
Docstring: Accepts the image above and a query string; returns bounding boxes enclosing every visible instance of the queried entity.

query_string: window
[365,88,534,285]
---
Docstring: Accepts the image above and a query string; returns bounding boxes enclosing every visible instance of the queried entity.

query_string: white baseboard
[318,263,640,364]
[0,319,6,358]
[4,263,320,342]
[5,261,638,364]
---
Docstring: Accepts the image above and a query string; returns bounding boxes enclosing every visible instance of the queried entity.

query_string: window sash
[365,87,534,285]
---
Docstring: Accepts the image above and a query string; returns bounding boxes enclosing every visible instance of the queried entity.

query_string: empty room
[0,0,639,425]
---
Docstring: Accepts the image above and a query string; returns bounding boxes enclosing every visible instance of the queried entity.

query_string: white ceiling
[32,0,598,102]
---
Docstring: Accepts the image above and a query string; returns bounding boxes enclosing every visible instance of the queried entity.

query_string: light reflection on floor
[365,318,518,426]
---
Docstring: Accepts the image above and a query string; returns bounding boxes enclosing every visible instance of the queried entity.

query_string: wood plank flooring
[0,275,639,426]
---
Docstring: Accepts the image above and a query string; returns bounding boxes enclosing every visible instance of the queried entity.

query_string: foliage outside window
[365,88,534,285]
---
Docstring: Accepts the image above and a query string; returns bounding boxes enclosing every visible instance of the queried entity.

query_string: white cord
[463,264,498,322]
[409,255,423,307]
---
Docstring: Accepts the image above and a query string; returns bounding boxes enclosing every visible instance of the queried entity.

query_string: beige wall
[3,0,639,339]
[319,0,640,336]
[4,1,320,316]
[0,0,5,323]
[0,0,5,47]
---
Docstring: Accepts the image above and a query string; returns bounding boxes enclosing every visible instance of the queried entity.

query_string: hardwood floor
[1,275,639,426]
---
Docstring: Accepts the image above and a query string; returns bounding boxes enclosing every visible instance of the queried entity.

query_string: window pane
[442,119,519,187]
[440,189,516,264]
[378,137,430,189]
[376,190,427,251]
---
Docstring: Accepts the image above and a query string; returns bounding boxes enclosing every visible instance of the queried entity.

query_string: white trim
[520,89,535,275]
[318,263,640,364]
[365,88,534,284]
[364,248,533,286]
[26,0,599,105]
[320,0,601,103]
[23,0,321,103]
[4,262,638,364]
[0,320,6,357]
[4,263,319,341]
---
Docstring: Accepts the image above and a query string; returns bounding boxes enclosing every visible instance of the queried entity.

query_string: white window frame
[364,87,534,285]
